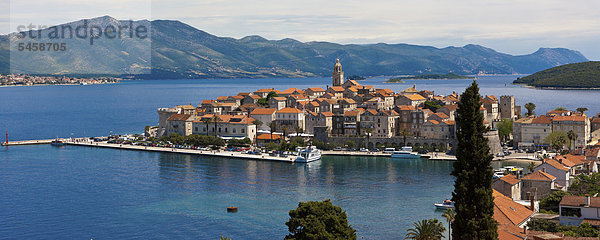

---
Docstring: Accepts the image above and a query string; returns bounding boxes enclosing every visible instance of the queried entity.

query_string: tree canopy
[497,119,513,142]
[524,102,536,116]
[405,219,446,240]
[545,131,568,151]
[285,200,356,240]
[451,81,498,239]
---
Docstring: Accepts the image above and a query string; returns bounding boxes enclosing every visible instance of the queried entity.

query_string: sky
[3,0,600,60]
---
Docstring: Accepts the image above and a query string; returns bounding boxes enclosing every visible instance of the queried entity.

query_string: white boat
[295,146,322,163]
[391,146,421,159]
[434,200,455,209]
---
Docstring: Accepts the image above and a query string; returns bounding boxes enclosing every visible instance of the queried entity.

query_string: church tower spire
[332,58,344,87]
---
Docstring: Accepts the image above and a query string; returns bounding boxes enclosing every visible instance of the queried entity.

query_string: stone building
[499,95,516,120]
[332,58,344,87]
[520,170,557,201]
[493,174,521,201]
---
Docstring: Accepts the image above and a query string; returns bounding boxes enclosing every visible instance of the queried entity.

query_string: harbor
[3,136,540,163]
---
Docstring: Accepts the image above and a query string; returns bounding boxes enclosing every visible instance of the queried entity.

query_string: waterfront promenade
[66,140,297,162]
[4,137,539,162]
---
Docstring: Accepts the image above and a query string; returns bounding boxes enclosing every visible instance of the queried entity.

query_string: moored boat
[51,138,66,146]
[434,199,455,209]
[295,146,322,163]
[391,146,421,159]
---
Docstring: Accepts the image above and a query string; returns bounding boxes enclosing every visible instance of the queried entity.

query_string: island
[385,73,474,83]
[513,61,600,89]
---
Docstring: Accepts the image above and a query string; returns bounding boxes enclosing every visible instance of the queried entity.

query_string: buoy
[227,207,238,213]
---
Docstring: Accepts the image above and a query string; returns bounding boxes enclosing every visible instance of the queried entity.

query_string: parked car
[359,148,368,152]
[333,147,342,151]
[371,148,380,152]
[526,149,535,153]
[418,149,429,154]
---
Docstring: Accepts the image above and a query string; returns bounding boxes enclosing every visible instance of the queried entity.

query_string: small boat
[295,146,322,163]
[391,146,421,159]
[493,171,505,179]
[434,200,455,209]
[51,138,66,147]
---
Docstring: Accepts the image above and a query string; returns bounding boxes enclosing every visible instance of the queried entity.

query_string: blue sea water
[1,76,599,239]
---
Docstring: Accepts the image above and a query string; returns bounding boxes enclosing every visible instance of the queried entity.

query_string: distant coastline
[386,73,475,83]
[0,74,120,87]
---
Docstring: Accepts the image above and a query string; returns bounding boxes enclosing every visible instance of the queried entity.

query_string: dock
[66,141,297,162]
[1,139,54,146]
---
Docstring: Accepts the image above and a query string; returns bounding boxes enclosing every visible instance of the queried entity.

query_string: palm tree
[268,122,276,141]
[282,126,288,144]
[405,219,446,240]
[400,128,411,146]
[524,102,536,116]
[576,107,588,114]
[252,119,263,145]
[212,115,221,137]
[201,117,212,136]
[567,130,578,150]
[441,209,456,240]
[527,162,536,173]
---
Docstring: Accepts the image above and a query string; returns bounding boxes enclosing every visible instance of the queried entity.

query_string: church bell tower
[332,58,344,86]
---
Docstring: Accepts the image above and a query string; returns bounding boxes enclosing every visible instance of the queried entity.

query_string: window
[561,207,581,218]
[233,128,236,133]
[195,127,198,131]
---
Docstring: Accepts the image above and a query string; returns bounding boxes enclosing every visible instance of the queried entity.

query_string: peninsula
[513,61,600,88]
[386,73,474,83]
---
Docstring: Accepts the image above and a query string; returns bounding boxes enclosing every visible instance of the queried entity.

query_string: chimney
[542,167,546,173]
[585,195,591,207]
[530,195,536,211]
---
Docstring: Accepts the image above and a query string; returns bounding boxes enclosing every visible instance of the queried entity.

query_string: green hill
[513,61,600,88]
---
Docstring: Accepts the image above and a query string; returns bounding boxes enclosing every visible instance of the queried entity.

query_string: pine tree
[451,81,498,239]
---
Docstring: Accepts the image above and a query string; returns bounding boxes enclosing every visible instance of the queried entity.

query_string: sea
[1,75,599,239]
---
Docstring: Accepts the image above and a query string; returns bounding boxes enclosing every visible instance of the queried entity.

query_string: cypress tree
[451,81,498,239]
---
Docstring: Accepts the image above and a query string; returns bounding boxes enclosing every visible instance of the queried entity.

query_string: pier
[1,139,55,146]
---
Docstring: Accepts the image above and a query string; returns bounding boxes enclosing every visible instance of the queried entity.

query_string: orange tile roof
[397,105,416,111]
[344,110,361,116]
[497,224,526,240]
[328,86,345,92]
[201,100,215,104]
[250,108,277,115]
[560,195,600,208]
[237,92,251,96]
[555,154,586,167]
[499,174,520,185]
[543,158,569,171]
[531,115,552,124]
[280,88,304,95]
[521,170,555,181]
[277,107,303,114]
[167,114,193,121]
[306,87,325,92]
[428,120,440,125]
[435,112,449,119]
[488,95,498,101]
[320,112,334,117]
[254,88,275,93]
[552,115,586,122]
[217,96,228,100]
[256,133,281,140]
[405,94,426,101]
[443,104,458,111]
[493,190,533,226]
[247,95,261,99]
[443,120,455,125]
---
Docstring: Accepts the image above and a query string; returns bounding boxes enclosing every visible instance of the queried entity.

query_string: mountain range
[0,16,589,79]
